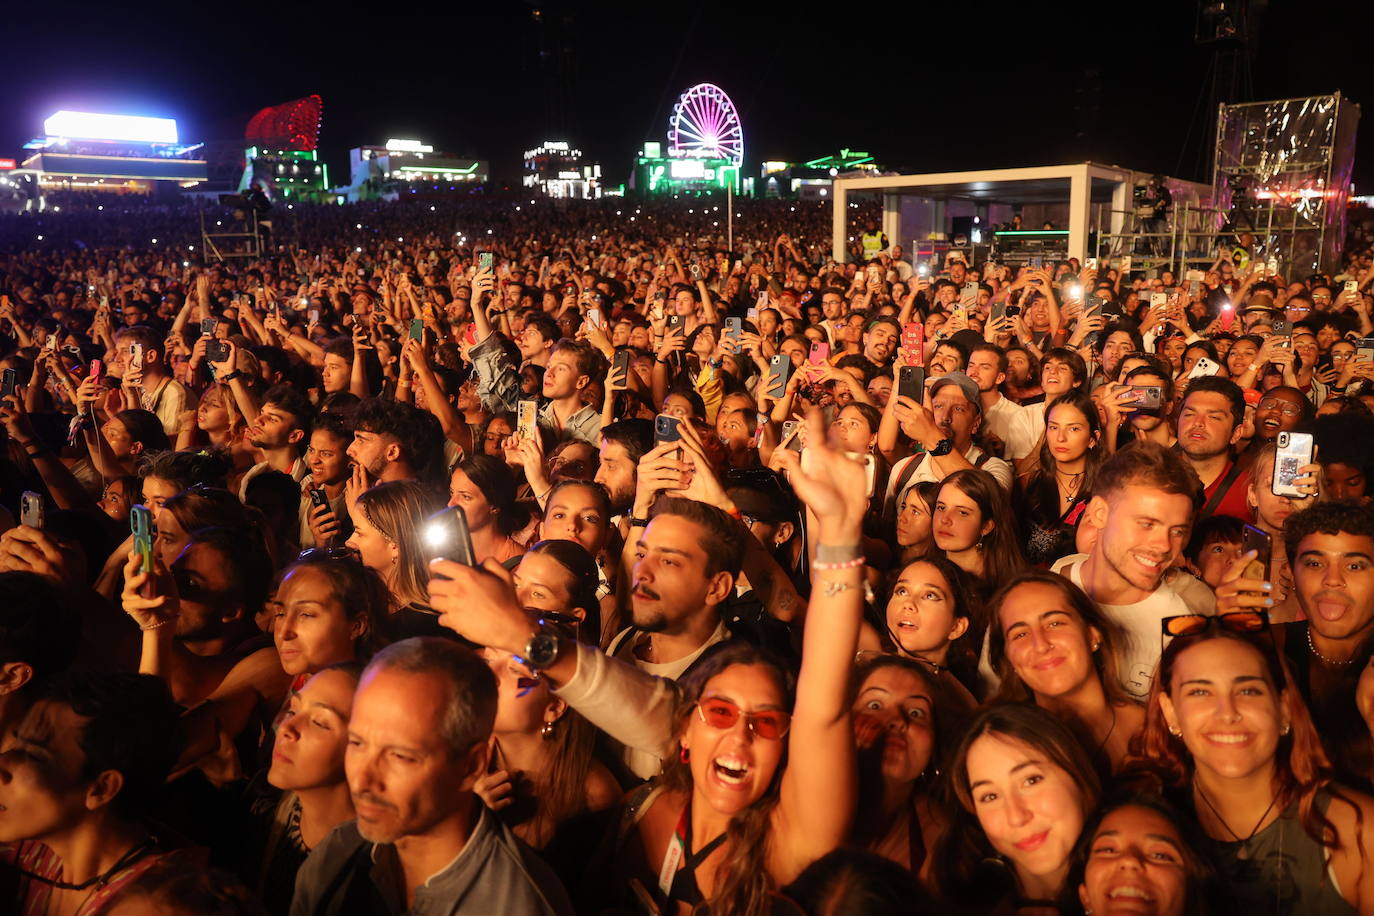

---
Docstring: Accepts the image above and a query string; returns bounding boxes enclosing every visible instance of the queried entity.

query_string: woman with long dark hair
[1014,391,1104,567]
[1133,616,1374,912]
[987,570,1145,772]
[931,468,1025,594]
[931,704,1102,912]
[447,453,529,564]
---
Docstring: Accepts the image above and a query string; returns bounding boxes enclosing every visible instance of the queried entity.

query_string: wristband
[813,556,865,572]
[815,543,863,564]
[626,515,650,528]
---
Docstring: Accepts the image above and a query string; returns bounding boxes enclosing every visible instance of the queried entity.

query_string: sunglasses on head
[1160,610,1270,648]
[696,697,791,741]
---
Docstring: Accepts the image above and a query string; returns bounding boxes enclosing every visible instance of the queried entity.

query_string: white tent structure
[832,162,1212,266]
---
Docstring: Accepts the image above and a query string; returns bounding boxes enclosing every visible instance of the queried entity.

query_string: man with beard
[1175,376,1251,521]
[346,398,445,487]
[291,638,571,915]
[860,316,900,374]
[1056,441,1209,700]
[884,372,1013,516]
[595,419,654,530]
[239,383,313,500]
[599,496,743,777]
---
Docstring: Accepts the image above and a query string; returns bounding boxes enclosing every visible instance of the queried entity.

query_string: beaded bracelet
[812,556,866,572]
[140,615,179,632]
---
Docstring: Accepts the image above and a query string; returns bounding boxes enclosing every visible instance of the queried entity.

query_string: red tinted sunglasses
[696,698,791,741]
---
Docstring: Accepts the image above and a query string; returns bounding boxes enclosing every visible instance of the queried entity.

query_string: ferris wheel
[667,83,744,167]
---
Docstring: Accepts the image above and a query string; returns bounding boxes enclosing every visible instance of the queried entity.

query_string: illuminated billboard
[43,111,179,144]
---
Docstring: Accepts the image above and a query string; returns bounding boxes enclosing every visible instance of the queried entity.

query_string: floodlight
[43,111,178,144]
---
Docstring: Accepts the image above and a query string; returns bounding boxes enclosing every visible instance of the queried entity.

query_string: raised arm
[771,410,865,871]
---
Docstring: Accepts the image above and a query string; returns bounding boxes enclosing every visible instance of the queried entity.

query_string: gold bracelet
[139,615,179,632]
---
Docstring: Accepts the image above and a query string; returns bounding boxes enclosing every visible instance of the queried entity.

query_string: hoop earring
[679,745,690,764]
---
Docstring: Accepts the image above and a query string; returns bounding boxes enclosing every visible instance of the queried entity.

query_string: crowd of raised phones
[3,192,1374,914]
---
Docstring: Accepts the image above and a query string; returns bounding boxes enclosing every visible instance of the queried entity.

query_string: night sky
[4,0,1374,191]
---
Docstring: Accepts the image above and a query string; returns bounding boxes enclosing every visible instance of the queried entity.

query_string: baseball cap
[929,371,981,408]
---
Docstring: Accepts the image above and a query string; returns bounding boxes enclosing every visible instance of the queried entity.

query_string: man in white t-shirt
[1057,440,1211,699]
[966,342,1020,459]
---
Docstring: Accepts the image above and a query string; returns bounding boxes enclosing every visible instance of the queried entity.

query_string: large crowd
[1,189,1374,915]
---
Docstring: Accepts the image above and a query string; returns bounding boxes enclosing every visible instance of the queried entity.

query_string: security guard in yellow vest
[860,220,888,261]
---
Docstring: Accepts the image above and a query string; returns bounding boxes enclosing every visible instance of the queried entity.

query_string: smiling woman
[1131,626,1374,913]
[931,704,1101,911]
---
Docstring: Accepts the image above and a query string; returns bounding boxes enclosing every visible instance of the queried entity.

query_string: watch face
[525,631,560,669]
[931,438,953,457]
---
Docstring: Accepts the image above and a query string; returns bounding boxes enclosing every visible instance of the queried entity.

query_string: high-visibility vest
[861,232,885,260]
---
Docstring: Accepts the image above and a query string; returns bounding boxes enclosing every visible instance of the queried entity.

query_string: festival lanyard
[657,804,690,898]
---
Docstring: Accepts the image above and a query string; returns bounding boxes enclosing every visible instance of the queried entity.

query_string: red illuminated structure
[245,95,322,152]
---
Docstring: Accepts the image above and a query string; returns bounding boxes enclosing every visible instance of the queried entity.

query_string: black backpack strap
[1198,460,1244,519]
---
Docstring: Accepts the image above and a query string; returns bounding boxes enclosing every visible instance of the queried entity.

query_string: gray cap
[929,371,981,410]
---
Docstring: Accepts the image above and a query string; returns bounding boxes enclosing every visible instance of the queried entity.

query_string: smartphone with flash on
[422,505,477,569]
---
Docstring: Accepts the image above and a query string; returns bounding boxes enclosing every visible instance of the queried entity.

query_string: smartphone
[130,343,144,373]
[654,414,682,445]
[1085,257,1099,270]
[1029,256,1044,270]
[1150,292,1167,310]
[746,307,760,322]
[898,365,925,403]
[779,420,802,453]
[917,263,930,278]
[477,251,494,273]
[1241,524,1272,583]
[408,318,425,341]
[517,400,538,441]
[1272,431,1314,498]
[1125,386,1162,411]
[1220,301,1235,332]
[1188,357,1220,379]
[308,308,320,326]
[724,317,743,342]
[0,368,16,399]
[1120,255,1134,273]
[422,505,477,568]
[200,318,216,337]
[862,454,877,498]
[130,505,155,576]
[1267,257,1280,276]
[88,359,103,383]
[1356,337,1374,362]
[1084,294,1104,318]
[44,335,57,353]
[613,348,632,382]
[667,315,685,335]
[1189,279,1202,298]
[808,341,830,365]
[990,302,1007,324]
[959,281,979,307]
[587,307,602,328]
[768,354,791,398]
[1272,320,1293,346]
[20,491,44,530]
[755,291,768,310]
[206,340,231,364]
[1346,280,1360,294]
[309,487,329,510]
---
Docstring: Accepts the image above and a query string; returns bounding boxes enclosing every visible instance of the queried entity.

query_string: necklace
[1308,625,1356,667]
[1193,781,1280,860]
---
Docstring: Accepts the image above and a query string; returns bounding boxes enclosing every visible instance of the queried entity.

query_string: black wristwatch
[930,438,953,457]
[521,621,564,671]
[219,370,244,382]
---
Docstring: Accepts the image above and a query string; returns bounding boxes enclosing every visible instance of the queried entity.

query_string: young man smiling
[1059,441,1211,699]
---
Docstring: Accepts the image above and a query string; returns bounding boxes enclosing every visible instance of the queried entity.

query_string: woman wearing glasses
[428,410,868,915]
[986,570,1145,773]
[1135,612,1374,913]
[931,704,1102,912]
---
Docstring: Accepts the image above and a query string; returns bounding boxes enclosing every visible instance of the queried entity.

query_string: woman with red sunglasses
[1132,618,1374,913]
